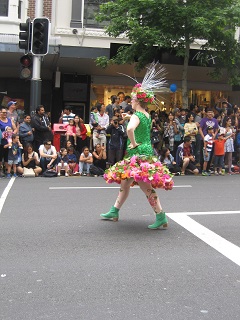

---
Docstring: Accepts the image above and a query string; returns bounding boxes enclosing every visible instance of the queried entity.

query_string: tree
[96,0,240,107]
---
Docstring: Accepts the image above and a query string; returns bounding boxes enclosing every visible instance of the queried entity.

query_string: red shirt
[214,139,225,156]
[183,145,191,157]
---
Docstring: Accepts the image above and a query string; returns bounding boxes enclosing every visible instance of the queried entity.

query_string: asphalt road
[0,175,240,320]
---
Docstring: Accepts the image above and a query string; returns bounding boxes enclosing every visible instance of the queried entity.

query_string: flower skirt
[103,155,174,190]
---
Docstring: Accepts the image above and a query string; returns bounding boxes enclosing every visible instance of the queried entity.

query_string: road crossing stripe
[167,212,240,267]
[0,177,15,214]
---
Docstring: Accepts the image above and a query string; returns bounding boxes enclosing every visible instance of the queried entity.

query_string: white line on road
[0,177,15,214]
[170,210,240,215]
[167,212,240,267]
[49,185,192,190]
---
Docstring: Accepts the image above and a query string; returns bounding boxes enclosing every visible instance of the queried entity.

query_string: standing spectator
[213,131,233,175]
[151,112,162,152]
[7,101,19,126]
[92,103,109,148]
[74,115,88,152]
[202,126,214,176]
[5,134,23,178]
[0,107,17,176]
[120,95,131,111]
[117,92,125,105]
[194,106,205,164]
[199,108,219,171]
[184,113,198,156]
[172,108,184,158]
[178,108,187,126]
[79,146,93,176]
[19,114,34,146]
[176,136,199,175]
[105,95,120,121]
[223,117,235,174]
[163,112,177,153]
[31,105,53,152]
[59,106,75,124]
[106,116,124,165]
[39,140,58,172]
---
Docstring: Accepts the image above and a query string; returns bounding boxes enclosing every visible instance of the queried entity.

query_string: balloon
[170,84,177,92]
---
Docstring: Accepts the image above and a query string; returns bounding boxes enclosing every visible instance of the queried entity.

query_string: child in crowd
[89,106,100,137]
[2,126,13,147]
[65,119,77,145]
[57,148,69,177]
[5,134,23,178]
[160,147,181,175]
[202,126,214,176]
[67,146,80,175]
[79,146,93,176]
[214,131,233,175]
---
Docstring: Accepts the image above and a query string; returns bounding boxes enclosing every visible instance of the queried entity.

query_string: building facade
[0,0,239,124]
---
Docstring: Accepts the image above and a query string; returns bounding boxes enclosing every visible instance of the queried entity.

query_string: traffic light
[19,18,32,53]
[20,55,32,79]
[31,18,49,56]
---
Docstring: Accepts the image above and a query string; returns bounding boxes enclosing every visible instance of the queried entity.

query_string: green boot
[100,206,119,221]
[148,211,168,229]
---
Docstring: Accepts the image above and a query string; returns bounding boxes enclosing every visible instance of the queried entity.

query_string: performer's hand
[128,143,140,149]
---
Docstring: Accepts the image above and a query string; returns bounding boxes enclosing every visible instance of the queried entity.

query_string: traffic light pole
[30,56,42,115]
[30,0,43,114]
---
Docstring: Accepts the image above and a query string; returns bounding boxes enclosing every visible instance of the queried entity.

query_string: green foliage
[96,0,240,84]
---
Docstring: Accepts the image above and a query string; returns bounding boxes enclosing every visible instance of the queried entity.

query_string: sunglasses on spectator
[46,143,51,145]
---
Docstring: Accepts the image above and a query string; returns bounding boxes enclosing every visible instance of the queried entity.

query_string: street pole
[30,0,43,115]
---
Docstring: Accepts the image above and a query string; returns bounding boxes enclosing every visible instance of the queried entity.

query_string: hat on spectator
[112,116,119,121]
[207,126,214,131]
[172,108,180,115]
[7,101,16,108]
[219,128,225,135]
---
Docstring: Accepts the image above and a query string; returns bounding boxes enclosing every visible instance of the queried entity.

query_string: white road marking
[167,212,240,267]
[0,178,15,214]
[49,185,192,190]
[170,210,240,215]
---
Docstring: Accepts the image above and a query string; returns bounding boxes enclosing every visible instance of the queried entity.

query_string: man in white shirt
[59,107,75,124]
[39,140,59,172]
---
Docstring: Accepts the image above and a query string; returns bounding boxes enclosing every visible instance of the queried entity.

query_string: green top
[126,111,153,157]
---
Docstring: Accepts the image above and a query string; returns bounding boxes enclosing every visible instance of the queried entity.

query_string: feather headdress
[119,62,167,103]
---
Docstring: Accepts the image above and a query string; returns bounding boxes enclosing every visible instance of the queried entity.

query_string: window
[84,0,108,28]
[0,0,8,16]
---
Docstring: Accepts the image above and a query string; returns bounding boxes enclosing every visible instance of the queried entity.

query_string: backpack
[42,169,58,177]
[89,165,105,176]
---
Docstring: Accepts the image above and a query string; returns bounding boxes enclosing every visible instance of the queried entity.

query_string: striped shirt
[204,134,214,152]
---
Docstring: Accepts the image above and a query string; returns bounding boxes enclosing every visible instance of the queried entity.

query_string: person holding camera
[106,116,125,165]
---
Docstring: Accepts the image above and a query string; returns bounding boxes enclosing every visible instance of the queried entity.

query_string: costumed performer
[101,62,174,229]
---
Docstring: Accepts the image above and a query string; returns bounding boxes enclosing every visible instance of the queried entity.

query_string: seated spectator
[39,140,58,172]
[160,147,181,175]
[67,146,80,175]
[90,143,107,176]
[176,136,199,175]
[57,148,69,177]
[65,119,77,145]
[92,143,106,171]
[79,146,93,176]
[20,142,42,177]
[106,116,124,165]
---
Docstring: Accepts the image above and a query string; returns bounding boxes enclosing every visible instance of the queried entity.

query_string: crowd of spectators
[0,96,240,178]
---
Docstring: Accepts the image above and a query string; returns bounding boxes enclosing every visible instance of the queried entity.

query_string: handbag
[23,167,35,177]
